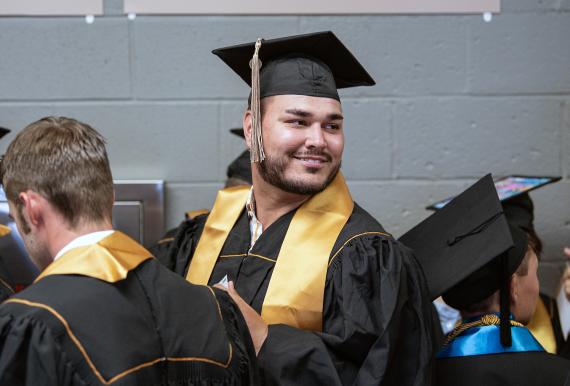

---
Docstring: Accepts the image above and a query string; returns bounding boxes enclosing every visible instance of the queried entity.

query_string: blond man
[0,117,257,386]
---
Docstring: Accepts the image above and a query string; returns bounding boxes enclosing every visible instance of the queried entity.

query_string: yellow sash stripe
[0,224,11,237]
[187,173,353,331]
[187,186,250,285]
[35,231,152,283]
[527,296,557,354]
[261,173,353,331]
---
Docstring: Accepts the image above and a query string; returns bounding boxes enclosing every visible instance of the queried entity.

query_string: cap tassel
[499,255,512,347]
[249,38,265,163]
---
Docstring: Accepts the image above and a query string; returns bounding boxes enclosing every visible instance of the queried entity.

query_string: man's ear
[18,191,43,228]
[243,110,253,150]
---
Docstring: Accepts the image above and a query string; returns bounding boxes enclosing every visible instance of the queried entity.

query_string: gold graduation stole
[0,224,11,237]
[187,172,354,331]
[527,296,557,354]
[36,231,153,283]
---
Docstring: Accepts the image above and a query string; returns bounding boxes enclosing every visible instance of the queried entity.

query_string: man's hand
[215,281,268,355]
[562,247,570,301]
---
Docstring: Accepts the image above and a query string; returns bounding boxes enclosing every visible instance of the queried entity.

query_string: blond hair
[1,116,113,228]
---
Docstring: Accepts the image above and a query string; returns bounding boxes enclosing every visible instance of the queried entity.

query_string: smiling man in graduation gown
[0,117,258,385]
[154,31,439,385]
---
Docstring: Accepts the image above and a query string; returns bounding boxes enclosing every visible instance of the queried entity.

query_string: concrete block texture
[300,16,468,97]
[532,181,570,296]
[468,13,570,94]
[561,99,570,178]
[347,179,475,237]
[132,16,299,99]
[0,105,57,149]
[219,102,249,182]
[164,183,222,229]
[0,18,130,100]
[104,0,123,15]
[49,102,219,182]
[393,98,562,178]
[340,99,392,179]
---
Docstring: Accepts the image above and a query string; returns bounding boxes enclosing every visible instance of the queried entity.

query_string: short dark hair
[1,116,114,228]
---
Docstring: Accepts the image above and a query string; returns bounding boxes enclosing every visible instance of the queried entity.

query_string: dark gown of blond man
[0,224,15,302]
[152,32,439,385]
[0,117,258,386]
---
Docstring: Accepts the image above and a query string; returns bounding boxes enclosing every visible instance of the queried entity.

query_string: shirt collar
[245,187,263,250]
[54,230,115,261]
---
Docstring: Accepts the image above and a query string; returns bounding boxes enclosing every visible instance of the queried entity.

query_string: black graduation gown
[0,276,13,302]
[153,203,439,386]
[436,351,570,385]
[0,258,258,385]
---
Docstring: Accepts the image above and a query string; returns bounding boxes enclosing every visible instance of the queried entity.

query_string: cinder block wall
[1,0,568,294]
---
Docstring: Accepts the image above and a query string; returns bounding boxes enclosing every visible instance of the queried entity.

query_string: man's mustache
[290,151,332,162]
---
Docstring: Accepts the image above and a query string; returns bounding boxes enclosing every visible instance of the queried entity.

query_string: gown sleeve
[213,288,261,385]
[0,313,84,386]
[0,281,14,303]
[257,235,440,386]
[150,216,207,276]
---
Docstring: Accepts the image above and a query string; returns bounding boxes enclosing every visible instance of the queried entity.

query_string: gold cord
[444,314,524,346]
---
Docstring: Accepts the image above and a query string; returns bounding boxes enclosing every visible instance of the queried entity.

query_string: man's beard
[258,151,341,195]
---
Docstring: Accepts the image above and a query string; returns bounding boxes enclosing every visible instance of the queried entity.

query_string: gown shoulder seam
[328,231,392,267]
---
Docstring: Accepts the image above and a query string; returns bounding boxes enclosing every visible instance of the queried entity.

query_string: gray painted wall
[1,0,569,293]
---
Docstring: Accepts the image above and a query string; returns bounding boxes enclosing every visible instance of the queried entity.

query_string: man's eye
[324,123,340,130]
[287,120,306,127]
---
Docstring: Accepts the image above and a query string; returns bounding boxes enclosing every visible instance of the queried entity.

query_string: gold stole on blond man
[187,172,354,331]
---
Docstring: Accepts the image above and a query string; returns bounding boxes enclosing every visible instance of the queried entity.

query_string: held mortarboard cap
[213,31,375,163]
[399,174,514,301]
[427,175,560,212]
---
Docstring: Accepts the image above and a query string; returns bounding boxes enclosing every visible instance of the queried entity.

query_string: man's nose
[305,124,326,149]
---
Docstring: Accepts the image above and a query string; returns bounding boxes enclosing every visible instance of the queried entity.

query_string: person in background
[0,127,14,302]
[0,116,258,385]
[0,225,14,302]
[435,215,570,385]
[153,31,439,385]
[225,128,252,188]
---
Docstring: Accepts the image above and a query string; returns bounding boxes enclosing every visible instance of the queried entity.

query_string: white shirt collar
[246,187,263,250]
[53,230,115,261]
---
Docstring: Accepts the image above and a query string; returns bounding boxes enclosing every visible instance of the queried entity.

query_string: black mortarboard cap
[502,192,534,233]
[230,127,245,139]
[226,150,252,185]
[213,31,375,101]
[226,128,252,185]
[0,127,10,140]
[399,174,514,301]
[441,224,529,347]
[442,224,527,310]
[213,31,375,164]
